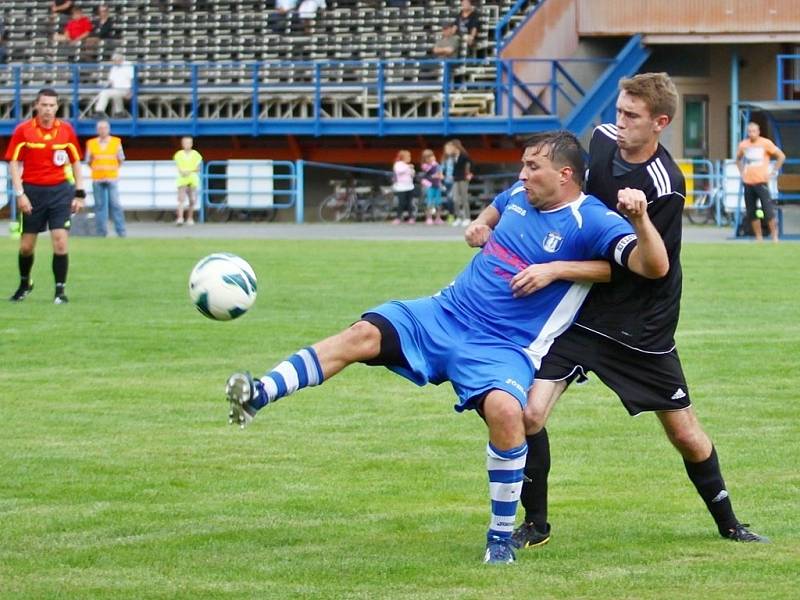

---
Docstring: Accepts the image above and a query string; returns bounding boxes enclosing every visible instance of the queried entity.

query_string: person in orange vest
[85,119,126,237]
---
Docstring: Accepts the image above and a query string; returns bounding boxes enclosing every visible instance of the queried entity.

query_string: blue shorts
[364,298,534,411]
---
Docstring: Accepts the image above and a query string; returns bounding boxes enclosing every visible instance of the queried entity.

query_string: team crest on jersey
[52,149,68,166]
[542,232,563,253]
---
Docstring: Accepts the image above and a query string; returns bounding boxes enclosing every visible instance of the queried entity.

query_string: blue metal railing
[0,58,613,137]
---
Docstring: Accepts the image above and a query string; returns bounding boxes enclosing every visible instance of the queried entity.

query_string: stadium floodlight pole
[730,50,739,159]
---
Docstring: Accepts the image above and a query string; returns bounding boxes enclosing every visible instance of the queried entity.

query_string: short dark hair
[36,88,59,102]
[523,130,585,187]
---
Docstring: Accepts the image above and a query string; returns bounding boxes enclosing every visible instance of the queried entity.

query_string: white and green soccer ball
[189,253,257,321]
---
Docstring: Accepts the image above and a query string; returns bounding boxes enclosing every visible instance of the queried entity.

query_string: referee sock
[487,441,527,541]
[683,446,738,533]
[19,253,34,287]
[253,347,324,409]
[520,428,550,531]
[52,253,68,291]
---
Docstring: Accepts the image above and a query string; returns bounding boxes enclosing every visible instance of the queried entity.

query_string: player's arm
[616,188,669,279]
[9,160,32,215]
[71,158,85,213]
[735,145,746,175]
[771,145,786,174]
[510,260,610,298]
[464,204,499,247]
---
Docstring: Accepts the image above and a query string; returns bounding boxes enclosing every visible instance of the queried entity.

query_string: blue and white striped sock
[486,441,528,540]
[252,347,324,409]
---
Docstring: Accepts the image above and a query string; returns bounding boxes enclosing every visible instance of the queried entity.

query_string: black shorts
[537,325,690,416]
[743,183,775,221]
[359,312,410,370]
[22,182,74,233]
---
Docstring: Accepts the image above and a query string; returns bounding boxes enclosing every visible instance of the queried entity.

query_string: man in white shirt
[94,52,133,118]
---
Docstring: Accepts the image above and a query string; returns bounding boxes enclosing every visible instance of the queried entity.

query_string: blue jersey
[435,182,636,366]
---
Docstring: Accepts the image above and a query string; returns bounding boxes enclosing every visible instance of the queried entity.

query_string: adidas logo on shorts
[671,388,687,400]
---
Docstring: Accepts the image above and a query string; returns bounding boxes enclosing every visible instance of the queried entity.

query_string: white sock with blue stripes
[252,347,324,409]
[487,441,528,540]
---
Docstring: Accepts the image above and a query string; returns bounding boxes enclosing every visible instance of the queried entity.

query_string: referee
[6,88,84,304]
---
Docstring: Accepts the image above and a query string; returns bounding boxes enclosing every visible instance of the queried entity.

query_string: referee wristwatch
[14,188,25,198]
[75,189,86,199]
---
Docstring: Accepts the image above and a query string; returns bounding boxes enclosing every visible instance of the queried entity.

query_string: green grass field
[1,236,798,600]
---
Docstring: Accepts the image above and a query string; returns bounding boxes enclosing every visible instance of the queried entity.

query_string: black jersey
[575,124,686,352]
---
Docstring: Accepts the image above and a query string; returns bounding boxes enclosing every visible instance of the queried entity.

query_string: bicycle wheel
[318,193,350,222]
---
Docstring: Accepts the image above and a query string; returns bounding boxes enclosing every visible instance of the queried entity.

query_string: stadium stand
[1,1,538,86]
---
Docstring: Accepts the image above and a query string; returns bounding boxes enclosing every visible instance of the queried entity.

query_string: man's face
[615,91,663,155]
[181,137,193,150]
[747,123,760,141]
[96,121,110,137]
[35,95,58,123]
[518,145,566,210]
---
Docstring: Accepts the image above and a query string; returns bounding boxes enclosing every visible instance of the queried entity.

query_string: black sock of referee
[520,428,551,531]
[52,253,68,296]
[683,446,738,534]
[19,252,34,288]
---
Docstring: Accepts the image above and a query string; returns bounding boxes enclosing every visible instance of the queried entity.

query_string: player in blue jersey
[224,130,668,564]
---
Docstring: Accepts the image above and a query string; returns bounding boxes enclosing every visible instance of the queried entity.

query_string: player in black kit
[511,73,768,548]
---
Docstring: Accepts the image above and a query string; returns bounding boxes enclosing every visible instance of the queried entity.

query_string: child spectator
[420,149,444,225]
[391,150,415,225]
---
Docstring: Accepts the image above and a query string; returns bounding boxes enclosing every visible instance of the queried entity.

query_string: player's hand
[465,222,491,247]
[616,188,648,221]
[17,194,32,215]
[510,263,557,297]
[71,198,83,213]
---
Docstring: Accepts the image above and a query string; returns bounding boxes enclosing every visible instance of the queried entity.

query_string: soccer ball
[189,253,257,321]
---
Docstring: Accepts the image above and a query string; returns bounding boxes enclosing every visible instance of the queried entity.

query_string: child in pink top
[392,150,416,224]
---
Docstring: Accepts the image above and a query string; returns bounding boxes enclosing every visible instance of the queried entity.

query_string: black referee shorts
[536,325,691,416]
[743,183,775,221]
[21,182,74,234]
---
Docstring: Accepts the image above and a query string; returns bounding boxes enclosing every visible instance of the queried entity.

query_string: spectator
[441,142,456,222]
[420,149,444,225]
[85,119,126,237]
[268,0,298,33]
[448,138,473,226]
[432,23,460,59]
[391,150,416,225]
[54,6,93,45]
[174,136,203,226]
[298,0,325,34]
[736,121,786,242]
[81,4,117,61]
[454,0,480,54]
[50,0,74,30]
[94,52,134,118]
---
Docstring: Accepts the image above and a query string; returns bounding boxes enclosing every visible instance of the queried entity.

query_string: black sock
[19,253,34,286]
[52,253,68,292]
[683,446,738,533]
[521,428,551,530]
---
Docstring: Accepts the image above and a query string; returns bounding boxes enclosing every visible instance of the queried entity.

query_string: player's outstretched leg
[226,321,382,428]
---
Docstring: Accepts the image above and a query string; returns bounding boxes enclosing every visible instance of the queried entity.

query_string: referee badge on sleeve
[53,149,68,166]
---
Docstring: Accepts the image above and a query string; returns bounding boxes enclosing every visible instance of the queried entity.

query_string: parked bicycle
[318,179,395,222]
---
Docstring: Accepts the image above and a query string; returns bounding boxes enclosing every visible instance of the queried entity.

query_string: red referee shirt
[5,117,82,186]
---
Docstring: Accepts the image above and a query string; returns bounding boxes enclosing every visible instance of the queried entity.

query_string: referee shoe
[721,523,770,543]
[54,294,69,304]
[9,282,33,302]
[510,521,551,549]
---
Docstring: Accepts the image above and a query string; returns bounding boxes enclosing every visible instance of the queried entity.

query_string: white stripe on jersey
[647,158,673,197]
[510,184,526,197]
[523,281,593,369]
[596,124,618,140]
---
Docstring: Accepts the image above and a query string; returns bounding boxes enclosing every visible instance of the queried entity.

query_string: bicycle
[319,180,395,222]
